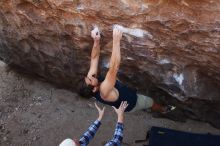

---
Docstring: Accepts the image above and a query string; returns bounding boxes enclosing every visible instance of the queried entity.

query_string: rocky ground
[0,60,220,146]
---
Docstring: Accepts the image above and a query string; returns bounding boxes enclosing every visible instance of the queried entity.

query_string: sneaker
[162,105,176,114]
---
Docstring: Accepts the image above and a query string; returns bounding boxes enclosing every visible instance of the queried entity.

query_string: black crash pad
[148,126,220,146]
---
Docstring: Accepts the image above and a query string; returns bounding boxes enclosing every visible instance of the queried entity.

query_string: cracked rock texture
[0,0,220,103]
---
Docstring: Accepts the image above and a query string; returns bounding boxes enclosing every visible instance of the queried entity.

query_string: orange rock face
[0,0,220,102]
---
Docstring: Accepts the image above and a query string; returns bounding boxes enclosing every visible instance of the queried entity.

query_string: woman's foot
[151,103,176,113]
[162,105,176,114]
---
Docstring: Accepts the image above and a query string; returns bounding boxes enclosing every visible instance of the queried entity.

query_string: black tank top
[94,76,137,112]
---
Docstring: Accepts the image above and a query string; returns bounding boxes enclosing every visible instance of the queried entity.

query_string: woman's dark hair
[78,80,95,98]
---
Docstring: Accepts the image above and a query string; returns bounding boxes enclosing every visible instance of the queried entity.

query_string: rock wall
[0,0,220,102]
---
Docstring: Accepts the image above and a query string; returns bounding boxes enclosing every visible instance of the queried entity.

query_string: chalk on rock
[113,24,153,38]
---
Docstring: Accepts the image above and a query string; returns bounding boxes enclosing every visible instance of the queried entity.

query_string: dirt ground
[0,61,220,146]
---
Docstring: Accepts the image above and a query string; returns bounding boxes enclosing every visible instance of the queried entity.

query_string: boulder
[0,0,220,127]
